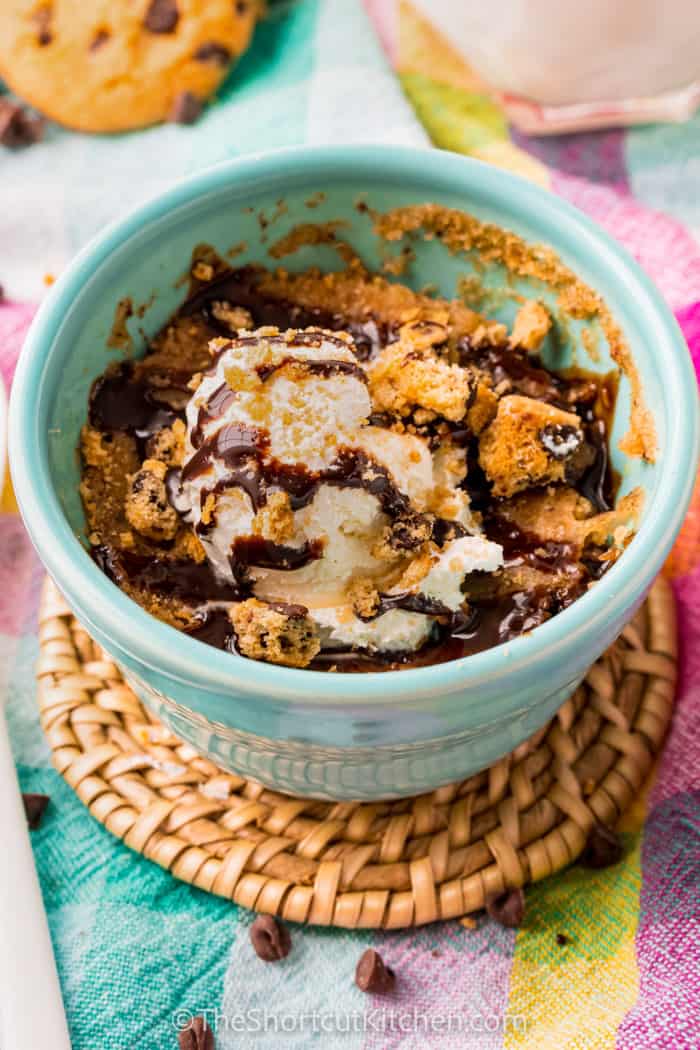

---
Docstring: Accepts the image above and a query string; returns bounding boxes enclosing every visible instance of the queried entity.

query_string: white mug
[412,0,700,129]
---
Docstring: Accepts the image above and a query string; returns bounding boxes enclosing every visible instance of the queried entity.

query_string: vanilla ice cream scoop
[180,327,502,655]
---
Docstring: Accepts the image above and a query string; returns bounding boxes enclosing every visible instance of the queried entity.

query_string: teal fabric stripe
[625,112,700,230]
[220,915,372,1049]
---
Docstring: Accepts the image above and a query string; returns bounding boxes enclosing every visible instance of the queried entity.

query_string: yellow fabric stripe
[1,473,18,514]
[504,786,651,1049]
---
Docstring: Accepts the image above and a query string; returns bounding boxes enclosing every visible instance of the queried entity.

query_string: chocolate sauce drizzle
[90,364,170,434]
[357,590,454,622]
[484,516,576,573]
[92,545,246,603]
[184,265,396,361]
[182,424,412,522]
[458,340,598,408]
[230,536,324,578]
[185,608,236,650]
[191,381,237,450]
[255,355,367,384]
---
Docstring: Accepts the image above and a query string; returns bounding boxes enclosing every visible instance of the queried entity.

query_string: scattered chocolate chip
[579,823,624,869]
[431,949,441,958]
[178,1015,214,1050]
[486,887,525,928]
[235,0,249,13]
[33,4,53,46]
[249,914,292,962]
[0,99,45,148]
[23,792,50,830]
[355,949,396,995]
[169,91,203,125]
[90,28,110,51]
[0,284,5,303]
[143,0,179,34]
[193,42,232,65]
[556,933,569,946]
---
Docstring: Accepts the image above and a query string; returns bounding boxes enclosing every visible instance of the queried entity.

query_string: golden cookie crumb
[398,319,448,350]
[229,599,320,668]
[499,487,594,552]
[192,261,215,282]
[467,382,498,435]
[479,395,585,498]
[80,425,112,467]
[210,301,254,332]
[200,492,217,527]
[393,547,436,591]
[146,419,186,467]
[509,300,551,352]
[369,339,475,424]
[173,529,207,563]
[252,491,296,543]
[125,458,179,541]
[346,577,381,620]
[372,512,434,560]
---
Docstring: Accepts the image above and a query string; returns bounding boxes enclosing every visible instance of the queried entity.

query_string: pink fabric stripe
[552,171,700,311]
[363,0,397,64]
[0,513,41,637]
[512,128,630,191]
[0,301,36,390]
[363,925,515,1049]
[675,300,700,375]
[615,783,700,1049]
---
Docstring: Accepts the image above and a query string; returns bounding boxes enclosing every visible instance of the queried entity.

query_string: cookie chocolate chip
[90,29,110,52]
[143,0,179,34]
[355,949,396,995]
[193,42,232,65]
[169,91,203,125]
[33,4,53,46]
[0,99,45,148]
[249,914,292,962]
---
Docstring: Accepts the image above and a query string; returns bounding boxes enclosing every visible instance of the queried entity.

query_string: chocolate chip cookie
[0,0,258,132]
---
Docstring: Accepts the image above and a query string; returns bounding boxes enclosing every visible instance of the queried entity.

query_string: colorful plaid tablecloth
[2,2,699,1047]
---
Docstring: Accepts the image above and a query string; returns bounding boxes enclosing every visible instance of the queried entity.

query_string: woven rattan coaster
[36,576,677,929]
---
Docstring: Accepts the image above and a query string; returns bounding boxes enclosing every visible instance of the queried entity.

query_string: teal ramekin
[9,146,699,799]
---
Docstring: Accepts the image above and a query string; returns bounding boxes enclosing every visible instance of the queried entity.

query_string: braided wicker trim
[37,576,676,928]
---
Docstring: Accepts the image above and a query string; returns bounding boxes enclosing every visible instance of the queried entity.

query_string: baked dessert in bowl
[10,146,698,798]
[82,266,630,674]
